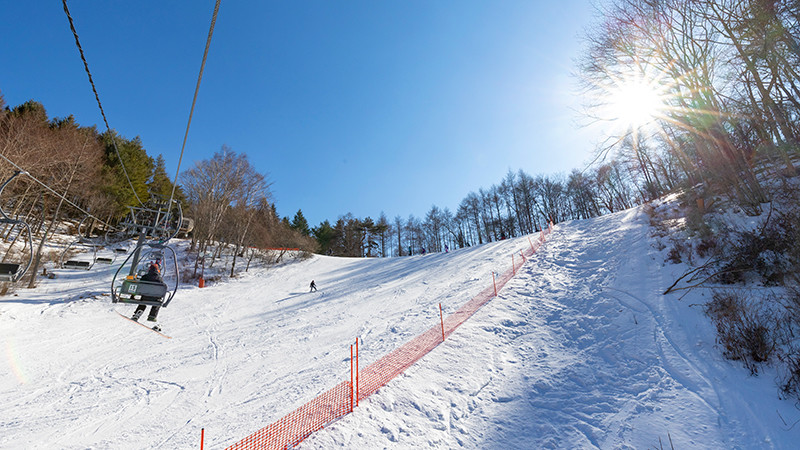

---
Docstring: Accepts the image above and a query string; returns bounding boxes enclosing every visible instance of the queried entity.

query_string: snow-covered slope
[2,207,799,449]
[305,207,800,449]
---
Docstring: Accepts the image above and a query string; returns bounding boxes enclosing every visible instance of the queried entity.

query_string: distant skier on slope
[131,261,167,328]
[310,280,317,292]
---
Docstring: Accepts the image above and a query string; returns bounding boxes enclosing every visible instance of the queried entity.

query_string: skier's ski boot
[131,310,143,322]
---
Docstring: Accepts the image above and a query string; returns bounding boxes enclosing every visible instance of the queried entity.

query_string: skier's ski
[116,311,172,339]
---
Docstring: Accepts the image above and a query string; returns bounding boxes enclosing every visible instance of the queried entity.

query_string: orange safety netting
[225,225,552,449]
[226,381,351,450]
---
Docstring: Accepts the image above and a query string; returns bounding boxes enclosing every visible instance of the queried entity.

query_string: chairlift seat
[63,260,91,270]
[95,257,113,264]
[114,248,128,254]
[0,263,21,282]
[115,279,167,306]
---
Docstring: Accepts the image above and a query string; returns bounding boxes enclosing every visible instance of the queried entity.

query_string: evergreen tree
[375,213,390,257]
[148,154,185,205]
[312,220,336,254]
[290,209,311,236]
[100,130,154,217]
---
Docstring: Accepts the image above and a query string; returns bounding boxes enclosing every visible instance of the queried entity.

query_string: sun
[606,75,667,129]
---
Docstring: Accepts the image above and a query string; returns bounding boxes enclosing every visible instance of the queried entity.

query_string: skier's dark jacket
[141,264,166,302]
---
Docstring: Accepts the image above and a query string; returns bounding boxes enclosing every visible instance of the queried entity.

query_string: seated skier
[131,260,167,325]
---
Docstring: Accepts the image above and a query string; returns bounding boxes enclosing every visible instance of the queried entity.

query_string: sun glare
[607,76,666,129]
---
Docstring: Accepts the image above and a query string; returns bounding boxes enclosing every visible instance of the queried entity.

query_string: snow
[2,206,799,449]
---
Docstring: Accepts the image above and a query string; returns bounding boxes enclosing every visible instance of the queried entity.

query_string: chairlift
[0,171,33,283]
[111,244,178,307]
[94,255,115,265]
[118,198,183,243]
[110,198,182,308]
[93,245,117,265]
[178,217,194,238]
[59,216,101,270]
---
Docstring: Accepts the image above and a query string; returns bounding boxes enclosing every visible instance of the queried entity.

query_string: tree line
[300,160,640,258]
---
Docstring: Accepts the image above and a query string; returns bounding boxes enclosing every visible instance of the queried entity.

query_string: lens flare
[5,340,28,384]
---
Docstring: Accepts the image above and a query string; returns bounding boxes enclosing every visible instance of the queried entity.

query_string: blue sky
[1,1,601,227]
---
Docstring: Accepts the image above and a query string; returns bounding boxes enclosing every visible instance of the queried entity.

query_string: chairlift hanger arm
[0,171,25,222]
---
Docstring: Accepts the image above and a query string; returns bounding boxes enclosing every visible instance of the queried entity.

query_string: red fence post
[350,344,354,412]
[512,254,515,275]
[439,303,445,341]
[492,272,497,296]
[200,428,204,450]
[528,236,534,252]
[355,338,359,407]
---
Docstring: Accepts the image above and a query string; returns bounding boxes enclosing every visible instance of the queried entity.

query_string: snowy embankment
[1,206,799,449]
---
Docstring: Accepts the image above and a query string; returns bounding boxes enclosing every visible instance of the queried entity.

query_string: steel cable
[0,152,116,229]
[167,0,222,211]
[61,0,144,207]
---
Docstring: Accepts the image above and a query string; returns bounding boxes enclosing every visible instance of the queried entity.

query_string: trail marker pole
[200,428,204,450]
[439,303,445,341]
[492,272,497,296]
[355,338,360,407]
[350,344,354,412]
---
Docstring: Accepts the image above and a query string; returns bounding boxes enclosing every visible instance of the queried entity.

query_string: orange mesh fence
[225,224,553,449]
[226,381,352,450]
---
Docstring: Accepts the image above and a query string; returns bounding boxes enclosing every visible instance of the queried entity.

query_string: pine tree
[100,130,154,217]
[148,154,185,204]
[312,220,336,254]
[290,209,311,236]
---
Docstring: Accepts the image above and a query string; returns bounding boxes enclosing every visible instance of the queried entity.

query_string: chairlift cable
[166,0,222,212]
[61,0,144,207]
[0,152,116,230]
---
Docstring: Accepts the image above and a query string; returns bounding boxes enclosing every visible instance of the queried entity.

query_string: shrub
[666,245,683,264]
[704,290,776,374]
[695,237,717,258]
[666,238,689,264]
[778,351,800,399]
